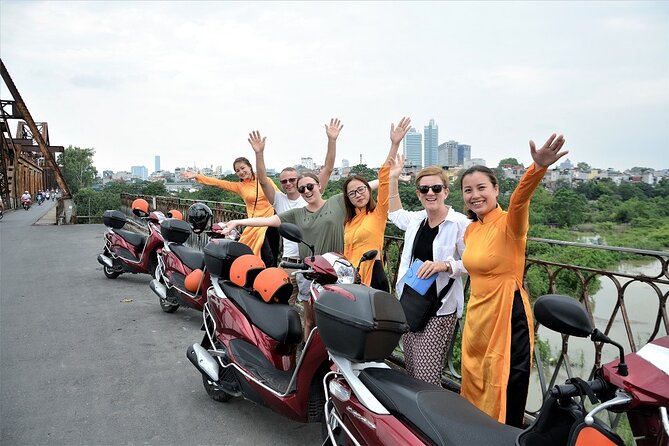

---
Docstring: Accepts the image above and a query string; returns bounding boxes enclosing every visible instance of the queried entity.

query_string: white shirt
[273,192,307,258]
[388,207,470,317]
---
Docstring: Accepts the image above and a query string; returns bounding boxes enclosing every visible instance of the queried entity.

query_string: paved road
[0,206,322,445]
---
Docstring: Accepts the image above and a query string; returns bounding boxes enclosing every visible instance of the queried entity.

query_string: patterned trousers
[403,312,458,386]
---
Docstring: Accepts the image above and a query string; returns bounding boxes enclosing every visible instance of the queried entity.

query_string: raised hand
[389,154,406,179]
[530,133,568,168]
[325,118,343,140]
[248,131,266,153]
[390,117,412,145]
[183,170,197,179]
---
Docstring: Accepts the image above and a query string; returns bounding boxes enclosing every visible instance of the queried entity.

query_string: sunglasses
[417,184,445,194]
[347,185,367,198]
[297,183,317,193]
[280,177,297,185]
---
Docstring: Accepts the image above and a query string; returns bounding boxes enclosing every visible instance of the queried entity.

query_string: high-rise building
[342,159,350,168]
[131,166,148,180]
[423,119,438,167]
[154,156,160,173]
[464,158,486,168]
[457,144,471,166]
[301,157,315,170]
[403,127,422,168]
[437,140,459,167]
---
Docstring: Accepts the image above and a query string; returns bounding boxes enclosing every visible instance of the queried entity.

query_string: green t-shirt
[279,194,346,259]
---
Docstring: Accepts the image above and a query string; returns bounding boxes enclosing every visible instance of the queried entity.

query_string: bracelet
[389,194,399,199]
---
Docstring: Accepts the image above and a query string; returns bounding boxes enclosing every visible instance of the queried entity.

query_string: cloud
[1,1,667,173]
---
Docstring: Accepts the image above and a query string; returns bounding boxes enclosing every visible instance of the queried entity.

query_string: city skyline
[1,2,667,173]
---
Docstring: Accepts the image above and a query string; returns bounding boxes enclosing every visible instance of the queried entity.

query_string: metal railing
[112,194,668,403]
[525,238,668,400]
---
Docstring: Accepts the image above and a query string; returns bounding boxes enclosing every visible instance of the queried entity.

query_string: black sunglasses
[417,184,445,194]
[297,183,317,193]
[280,178,297,185]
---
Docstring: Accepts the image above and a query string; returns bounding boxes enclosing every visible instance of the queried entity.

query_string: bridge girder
[0,59,70,206]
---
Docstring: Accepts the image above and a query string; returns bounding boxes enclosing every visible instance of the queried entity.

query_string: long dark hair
[342,175,376,224]
[233,157,255,181]
[459,165,498,220]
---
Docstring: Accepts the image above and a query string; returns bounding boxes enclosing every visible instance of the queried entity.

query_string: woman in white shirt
[387,156,469,386]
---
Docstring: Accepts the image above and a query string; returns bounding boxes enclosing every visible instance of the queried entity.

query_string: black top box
[160,218,192,244]
[103,210,126,229]
[203,239,254,280]
[315,284,408,362]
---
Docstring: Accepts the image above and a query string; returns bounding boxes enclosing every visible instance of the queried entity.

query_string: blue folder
[403,259,437,295]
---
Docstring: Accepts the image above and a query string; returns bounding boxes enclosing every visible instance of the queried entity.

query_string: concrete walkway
[0,214,321,445]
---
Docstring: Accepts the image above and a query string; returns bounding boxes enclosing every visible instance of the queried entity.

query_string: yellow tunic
[344,164,390,286]
[195,174,277,257]
[460,163,546,423]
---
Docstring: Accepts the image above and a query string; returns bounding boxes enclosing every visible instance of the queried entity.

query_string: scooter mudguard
[568,421,625,446]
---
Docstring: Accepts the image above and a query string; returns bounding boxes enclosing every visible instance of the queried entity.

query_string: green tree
[528,187,552,226]
[57,146,98,194]
[349,164,378,181]
[577,162,590,172]
[141,181,168,196]
[195,185,226,202]
[548,188,588,227]
[498,158,520,167]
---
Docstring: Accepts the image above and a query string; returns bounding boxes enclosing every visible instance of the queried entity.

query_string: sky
[1,1,668,174]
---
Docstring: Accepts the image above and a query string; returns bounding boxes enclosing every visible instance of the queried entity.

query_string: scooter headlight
[334,260,355,284]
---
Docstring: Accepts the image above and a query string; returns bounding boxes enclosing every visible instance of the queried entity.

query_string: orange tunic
[195,174,277,257]
[344,164,389,286]
[460,163,546,423]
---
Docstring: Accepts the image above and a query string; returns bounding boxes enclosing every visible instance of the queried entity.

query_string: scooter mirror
[278,223,304,244]
[361,250,378,262]
[534,294,594,338]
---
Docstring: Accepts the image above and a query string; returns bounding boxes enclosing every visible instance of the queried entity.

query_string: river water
[526,259,668,411]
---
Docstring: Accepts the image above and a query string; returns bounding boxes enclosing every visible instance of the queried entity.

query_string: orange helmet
[229,254,265,288]
[184,268,204,293]
[253,268,292,304]
[132,198,150,217]
[167,209,183,220]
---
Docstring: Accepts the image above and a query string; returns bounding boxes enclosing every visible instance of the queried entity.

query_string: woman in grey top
[219,172,346,341]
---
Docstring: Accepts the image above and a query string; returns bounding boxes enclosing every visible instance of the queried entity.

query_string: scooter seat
[112,229,146,248]
[359,367,520,446]
[220,281,302,345]
[170,244,205,271]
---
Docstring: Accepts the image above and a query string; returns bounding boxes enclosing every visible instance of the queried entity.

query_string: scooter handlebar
[279,261,307,270]
[549,377,610,399]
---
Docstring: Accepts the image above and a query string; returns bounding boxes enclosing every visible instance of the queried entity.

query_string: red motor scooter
[319,292,669,445]
[186,223,377,423]
[149,203,218,314]
[97,199,181,279]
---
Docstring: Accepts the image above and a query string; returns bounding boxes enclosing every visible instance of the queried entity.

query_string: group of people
[185,118,568,428]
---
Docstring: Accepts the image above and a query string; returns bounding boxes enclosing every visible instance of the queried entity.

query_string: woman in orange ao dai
[184,157,279,266]
[459,133,567,427]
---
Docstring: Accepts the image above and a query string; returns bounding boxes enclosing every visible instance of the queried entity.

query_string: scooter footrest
[229,339,295,393]
[115,247,140,262]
